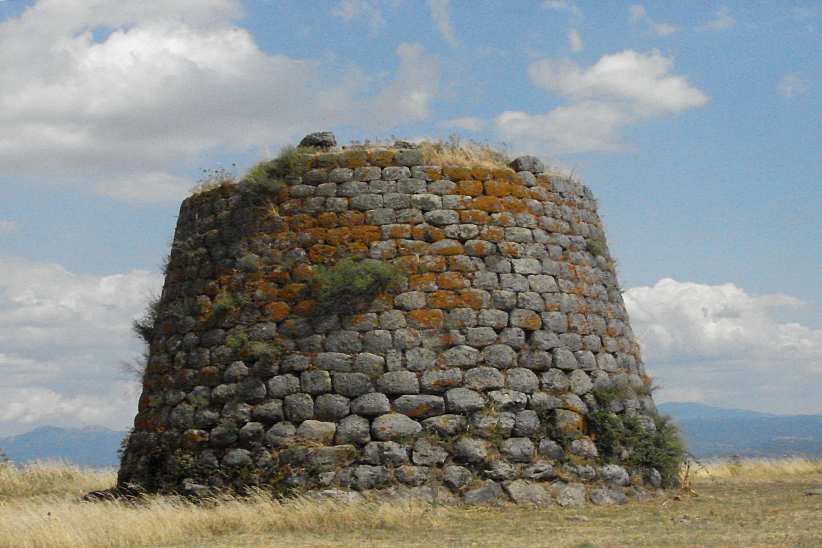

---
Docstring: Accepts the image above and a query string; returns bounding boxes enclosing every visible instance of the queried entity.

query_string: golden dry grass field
[1,460,821,548]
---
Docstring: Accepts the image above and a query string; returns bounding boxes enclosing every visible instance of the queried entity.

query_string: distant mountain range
[0,426,127,467]
[659,402,822,459]
[1,403,820,466]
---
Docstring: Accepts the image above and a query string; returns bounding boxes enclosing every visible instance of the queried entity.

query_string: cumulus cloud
[543,0,582,18]
[625,279,822,414]
[780,73,808,98]
[0,256,162,436]
[427,0,458,47]
[700,5,736,31]
[568,28,583,52]
[331,0,389,29]
[0,0,437,202]
[495,50,708,154]
[629,4,676,36]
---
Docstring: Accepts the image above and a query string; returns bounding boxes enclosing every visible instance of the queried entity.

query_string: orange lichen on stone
[346,242,369,259]
[459,210,489,224]
[367,148,395,167]
[289,214,316,232]
[460,289,491,309]
[428,290,461,309]
[497,242,523,258]
[471,167,493,181]
[416,166,442,180]
[464,240,496,257]
[292,264,315,282]
[316,212,339,228]
[324,227,351,246]
[473,196,503,213]
[457,179,484,196]
[407,309,444,329]
[341,149,368,168]
[429,240,465,256]
[511,310,542,330]
[279,283,308,302]
[264,301,290,321]
[483,181,512,197]
[413,225,446,242]
[308,245,338,264]
[350,225,381,244]
[409,273,437,292]
[338,211,365,227]
[501,196,527,214]
[480,226,505,243]
[384,224,412,239]
[512,183,530,198]
[437,271,467,290]
[443,165,473,181]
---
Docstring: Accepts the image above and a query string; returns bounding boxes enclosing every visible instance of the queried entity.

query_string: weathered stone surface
[551,483,586,508]
[350,393,391,416]
[590,487,628,506]
[464,367,505,391]
[314,394,351,422]
[445,388,486,413]
[463,480,503,505]
[505,480,551,505]
[395,465,429,486]
[297,420,336,444]
[484,460,518,481]
[283,393,314,423]
[537,439,565,460]
[507,368,539,394]
[470,411,515,438]
[376,371,420,395]
[299,131,336,148]
[442,465,473,490]
[421,368,463,393]
[412,438,449,466]
[509,156,545,173]
[393,395,445,418]
[488,389,528,412]
[333,372,374,398]
[335,415,370,445]
[441,345,481,368]
[523,462,556,481]
[352,465,392,490]
[421,414,466,436]
[371,413,422,441]
[453,437,488,463]
[307,445,356,470]
[501,437,536,463]
[598,464,631,486]
[265,422,296,447]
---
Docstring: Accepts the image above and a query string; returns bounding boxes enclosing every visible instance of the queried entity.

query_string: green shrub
[312,259,405,313]
[585,237,608,257]
[586,383,685,487]
[240,145,316,197]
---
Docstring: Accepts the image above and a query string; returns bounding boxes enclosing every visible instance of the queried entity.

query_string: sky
[0,0,820,437]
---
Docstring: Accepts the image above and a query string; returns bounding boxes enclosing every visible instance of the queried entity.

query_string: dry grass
[0,461,114,498]
[2,459,821,547]
[416,140,513,171]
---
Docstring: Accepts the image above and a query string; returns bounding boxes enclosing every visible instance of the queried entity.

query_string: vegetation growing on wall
[312,258,405,313]
[586,380,685,487]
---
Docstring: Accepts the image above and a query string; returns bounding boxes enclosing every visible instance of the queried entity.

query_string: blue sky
[0,0,820,437]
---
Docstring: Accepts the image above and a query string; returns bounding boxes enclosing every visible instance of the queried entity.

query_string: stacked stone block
[118,139,661,505]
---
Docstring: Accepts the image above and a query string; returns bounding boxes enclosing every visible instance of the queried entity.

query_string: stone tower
[118,136,675,505]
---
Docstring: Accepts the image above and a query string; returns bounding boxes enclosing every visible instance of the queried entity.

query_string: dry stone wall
[118,138,664,506]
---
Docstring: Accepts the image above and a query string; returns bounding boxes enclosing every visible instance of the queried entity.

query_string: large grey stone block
[371,413,422,441]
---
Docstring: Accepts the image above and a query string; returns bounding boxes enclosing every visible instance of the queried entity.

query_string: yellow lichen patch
[407,309,445,329]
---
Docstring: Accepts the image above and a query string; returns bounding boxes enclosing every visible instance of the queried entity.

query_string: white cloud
[363,43,439,127]
[331,0,388,29]
[568,28,583,52]
[0,220,18,236]
[437,116,487,132]
[625,279,822,414]
[543,0,582,18]
[780,73,808,98]
[629,4,676,36]
[700,5,736,31]
[427,0,458,47]
[0,255,162,436]
[0,0,437,202]
[496,50,708,154]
